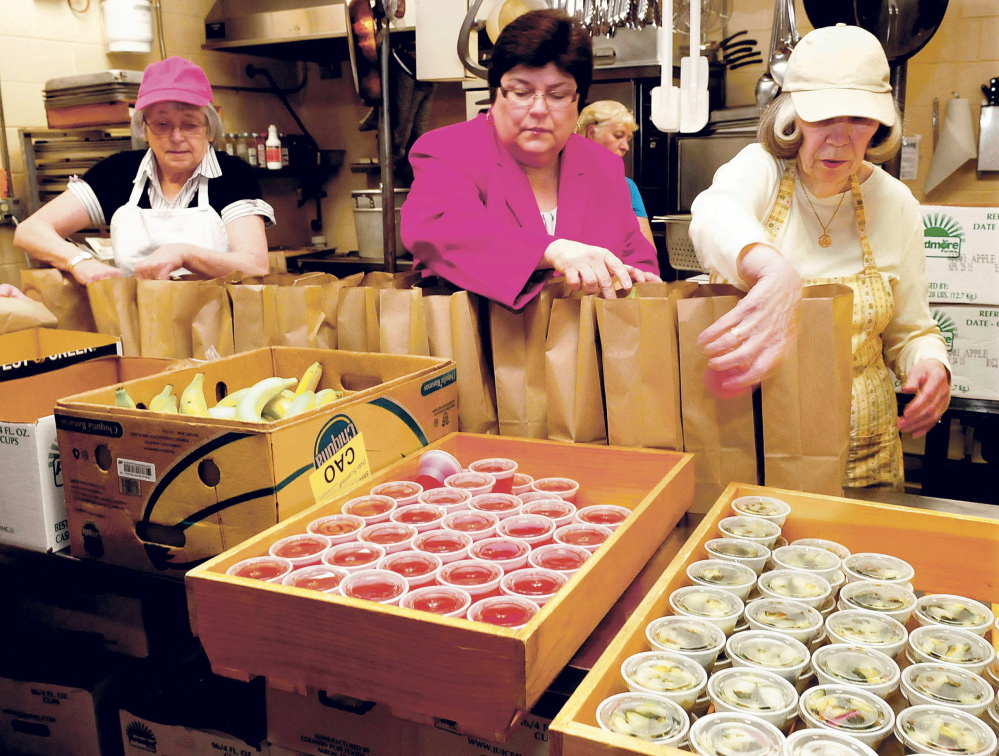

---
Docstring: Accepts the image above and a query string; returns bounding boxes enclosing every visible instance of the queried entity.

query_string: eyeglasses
[498,87,579,110]
[145,121,207,137]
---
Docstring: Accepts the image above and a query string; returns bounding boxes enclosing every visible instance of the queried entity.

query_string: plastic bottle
[245,133,258,167]
[265,125,282,170]
[224,133,235,157]
[235,132,249,162]
[256,132,266,166]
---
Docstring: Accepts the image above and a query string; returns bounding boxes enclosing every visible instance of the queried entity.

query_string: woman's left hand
[0,284,29,300]
[133,244,188,279]
[897,359,951,438]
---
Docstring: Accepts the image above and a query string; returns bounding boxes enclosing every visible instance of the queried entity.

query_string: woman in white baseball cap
[689,24,950,490]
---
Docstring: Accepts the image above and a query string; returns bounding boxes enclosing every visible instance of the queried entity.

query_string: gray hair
[576,100,638,135]
[757,92,902,165]
[130,102,224,146]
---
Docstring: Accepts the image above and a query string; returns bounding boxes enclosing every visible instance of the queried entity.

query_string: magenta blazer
[401,114,658,309]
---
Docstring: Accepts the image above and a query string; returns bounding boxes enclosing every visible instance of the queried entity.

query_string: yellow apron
[765,164,904,490]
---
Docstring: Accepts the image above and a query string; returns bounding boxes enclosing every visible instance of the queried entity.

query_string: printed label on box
[117,458,156,483]
[922,206,999,305]
[309,429,371,505]
[931,305,999,400]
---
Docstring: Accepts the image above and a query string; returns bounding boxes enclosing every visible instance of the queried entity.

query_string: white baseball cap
[783,24,896,127]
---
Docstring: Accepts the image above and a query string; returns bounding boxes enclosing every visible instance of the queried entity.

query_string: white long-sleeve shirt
[689,143,949,381]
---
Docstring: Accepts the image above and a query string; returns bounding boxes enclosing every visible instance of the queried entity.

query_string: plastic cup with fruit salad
[726,630,811,684]
[841,552,915,588]
[825,609,908,659]
[705,537,771,575]
[797,684,895,749]
[645,616,727,670]
[791,537,851,561]
[687,712,785,756]
[669,585,744,636]
[770,545,841,583]
[745,598,825,645]
[595,692,689,746]
[717,515,782,550]
[707,667,799,730]
[686,559,757,601]
[621,650,708,711]
[757,569,832,609]
[810,644,900,699]
[901,663,995,717]
[838,580,916,625]
[906,625,996,676]
[914,594,995,637]
[782,729,879,756]
[730,495,792,527]
[894,704,998,756]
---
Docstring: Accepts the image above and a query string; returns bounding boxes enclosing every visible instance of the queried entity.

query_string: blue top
[627,177,648,219]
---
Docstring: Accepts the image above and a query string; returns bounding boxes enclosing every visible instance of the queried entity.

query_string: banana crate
[184,432,694,741]
[550,483,999,756]
[54,347,458,575]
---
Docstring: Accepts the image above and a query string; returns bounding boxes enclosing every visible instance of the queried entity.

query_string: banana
[315,388,343,406]
[285,390,316,418]
[261,395,292,422]
[294,361,323,396]
[115,387,137,409]
[149,384,179,414]
[234,377,297,423]
[208,405,236,419]
[215,387,250,408]
[180,373,209,417]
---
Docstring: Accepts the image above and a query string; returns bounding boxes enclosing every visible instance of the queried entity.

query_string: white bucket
[101,0,153,54]
[352,189,408,259]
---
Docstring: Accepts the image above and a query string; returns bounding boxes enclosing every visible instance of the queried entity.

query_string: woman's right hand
[72,258,124,285]
[697,243,802,393]
[542,239,651,299]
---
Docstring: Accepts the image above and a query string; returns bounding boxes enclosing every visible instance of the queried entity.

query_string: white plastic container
[645,616,727,670]
[825,609,908,659]
[810,644,901,699]
[894,704,998,756]
[669,585,745,636]
[745,598,825,645]
[797,684,895,748]
[688,712,785,756]
[704,537,771,574]
[101,0,152,53]
[901,663,995,717]
[621,651,708,711]
[726,630,811,684]
[838,579,917,624]
[352,188,408,258]
[707,667,799,730]
[914,594,995,636]
[595,692,689,745]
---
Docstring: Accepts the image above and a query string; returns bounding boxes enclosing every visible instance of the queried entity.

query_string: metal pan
[853,0,949,63]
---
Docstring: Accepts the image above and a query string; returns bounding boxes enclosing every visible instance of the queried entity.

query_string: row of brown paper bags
[19,269,853,511]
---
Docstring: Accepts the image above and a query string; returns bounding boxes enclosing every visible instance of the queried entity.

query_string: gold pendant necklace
[800,183,847,248]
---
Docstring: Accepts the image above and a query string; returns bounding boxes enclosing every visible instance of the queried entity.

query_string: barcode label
[120,477,141,496]
[117,458,156,482]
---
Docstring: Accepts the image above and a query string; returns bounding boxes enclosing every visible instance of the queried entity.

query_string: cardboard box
[45,101,132,129]
[186,433,693,740]
[550,483,999,756]
[120,714,270,756]
[0,355,174,552]
[0,328,121,382]
[55,348,457,574]
[932,304,999,401]
[922,204,999,305]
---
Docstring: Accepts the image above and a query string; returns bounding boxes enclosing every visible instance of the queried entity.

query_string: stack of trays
[43,70,142,128]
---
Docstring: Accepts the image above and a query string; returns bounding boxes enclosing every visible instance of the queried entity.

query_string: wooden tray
[185,432,694,740]
[550,483,999,756]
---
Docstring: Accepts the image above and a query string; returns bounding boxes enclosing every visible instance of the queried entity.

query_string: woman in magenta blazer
[401,10,659,310]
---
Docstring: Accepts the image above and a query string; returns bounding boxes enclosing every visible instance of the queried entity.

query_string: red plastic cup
[468,536,532,572]
[341,494,396,524]
[401,585,472,618]
[357,522,418,554]
[444,471,496,496]
[227,556,294,583]
[519,498,576,528]
[528,543,591,575]
[390,503,446,533]
[530,477,580,503]
[268,533,332,568]
[417,487,473,514]
[499,567,567,605]
[322,541,386,573]
[574,504,632,531]
[437,558,504,598]
[468,458,518,494]
[496,514,556,547]
[307,513,366,544]
[468,493,523,520]
[511,473,534,496]
[416,449,463,490]
[281,564,348,594]
[553,523,613,552]
[369,480,423,507]
[340,569,409,605]
[377,550,442,588]
[411,530,473,564]
[467,595,540,629]
[517,491,558,505]
[440,509,499,542]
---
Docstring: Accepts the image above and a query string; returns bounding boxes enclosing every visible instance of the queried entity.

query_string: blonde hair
[576,100,638,136]
[757,93,902,164]
[131,101,224,146]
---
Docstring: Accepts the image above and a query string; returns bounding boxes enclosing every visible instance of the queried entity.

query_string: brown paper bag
[761,283,853,495]
[379,288,430,355]
[677,284,758,513]
[0,297,57,334]
[87,277,140,356]
[424,289,497,434]
[20,268,97,332]
[137,278,233,359]
[596,281,698,449]
[545,294,606,444]
[336,272,420,353]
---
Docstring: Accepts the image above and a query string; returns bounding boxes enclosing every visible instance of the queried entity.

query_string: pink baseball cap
[135,57,214,111]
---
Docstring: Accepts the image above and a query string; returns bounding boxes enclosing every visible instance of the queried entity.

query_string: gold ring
[730,325,744,345]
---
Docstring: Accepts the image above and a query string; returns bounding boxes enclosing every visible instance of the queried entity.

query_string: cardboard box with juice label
[921,205,999,305]
[55,347,457,574]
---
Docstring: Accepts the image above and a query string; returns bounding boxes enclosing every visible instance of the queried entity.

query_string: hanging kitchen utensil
[679,0,710,131]
[801,0,857,29]
[727,54,763,68]
[346,0,382,106]
[731,58,764,70]
[650,0,682,131]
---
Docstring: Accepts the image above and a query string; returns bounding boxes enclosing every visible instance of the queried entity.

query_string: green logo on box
[923,213,964,259]
[932,310,957,351]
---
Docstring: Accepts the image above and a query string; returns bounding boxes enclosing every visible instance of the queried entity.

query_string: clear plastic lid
[772,545,840,573]
[688,713,785,756]
[842,552,914,583]
[802,687,890,732]
[672,586,744,619]
[826,610,907,646]
[706,538,769,560]
[783,729,878,756]
[840,580,916,613]
[728,632,808,669]
[718,516,781,541]
[688,559,757,588]
[731,496,791,519]
[896,705,998,754]
[909,626,995,666]
[813,645,897,686]
[916,594,994,630]
[622,651,706,693]
[791,537,851,560]
[647,616,726,653]
[710,669,797,713]
[746,599,823,631]
[904,664,994,707]
[759,570,830,600]
[596,693,688,742]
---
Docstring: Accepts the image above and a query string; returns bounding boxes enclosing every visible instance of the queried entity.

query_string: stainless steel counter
[846,488,999,520]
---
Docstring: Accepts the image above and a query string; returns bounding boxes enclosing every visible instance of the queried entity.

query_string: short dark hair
[487,9,593,105]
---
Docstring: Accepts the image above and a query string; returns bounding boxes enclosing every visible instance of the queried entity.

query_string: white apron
[109,169,230,276]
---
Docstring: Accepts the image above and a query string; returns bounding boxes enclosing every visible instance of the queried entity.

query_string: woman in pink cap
[15,57,275,282]
[689,25,950,490]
